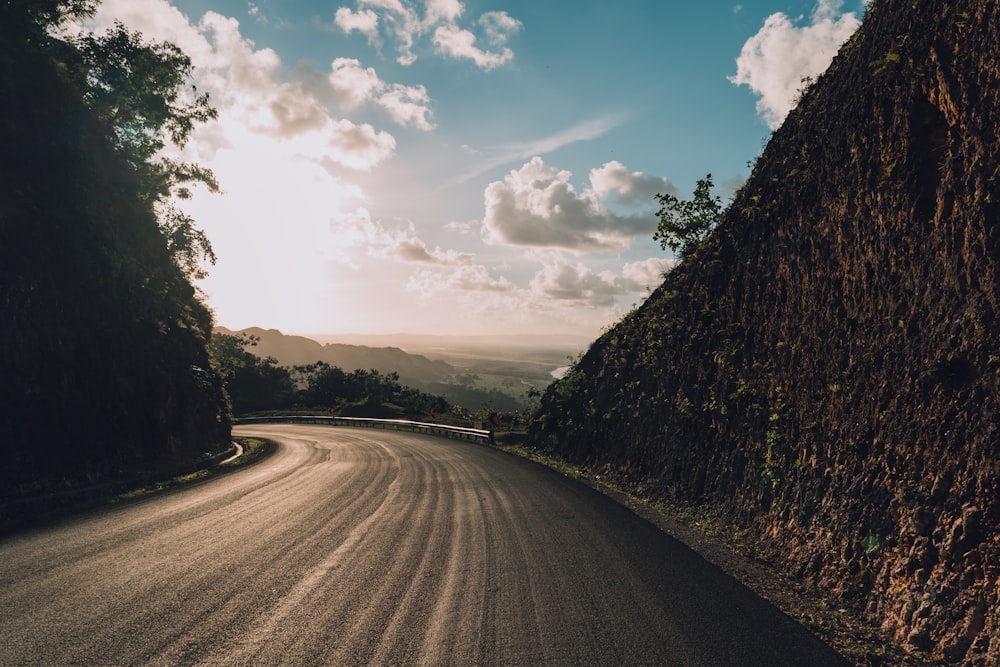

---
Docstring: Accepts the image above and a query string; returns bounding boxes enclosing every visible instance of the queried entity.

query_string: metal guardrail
[233,415,495,444]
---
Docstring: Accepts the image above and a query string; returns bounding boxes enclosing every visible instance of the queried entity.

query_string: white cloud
[432,24,513,70]
[522,255,675,310]
[334,7,380,42]
[327,213,475,268]
[407,265,517,295]
[527,258,669,309]
[444,220,474,236]
[378,84,435,130]
[326,58,435,130]
[481,157,659,254]
[320,119,397,170]
[328,57,384,110]
[589,160,676,208]
[729,0,861,129]
[622,257,676,289]
[480,11,521,46]
[82,2,404,171]
[333,0,520,68]
[76,0,426,333]
[380,236,474,265]
[424,0,463,24]
[530,261,624,308]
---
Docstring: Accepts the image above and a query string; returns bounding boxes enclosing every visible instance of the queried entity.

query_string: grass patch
[224,437,272,467]
[113,437,273,502]
[493,431,597,483]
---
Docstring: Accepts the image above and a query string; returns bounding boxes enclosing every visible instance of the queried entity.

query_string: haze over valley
[217,326,590,412]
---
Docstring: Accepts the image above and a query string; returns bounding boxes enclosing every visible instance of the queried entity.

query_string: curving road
[0,424,847,666]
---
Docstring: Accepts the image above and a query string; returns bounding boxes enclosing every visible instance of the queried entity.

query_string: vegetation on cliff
[528,0,1000,663]
[1,1,230,499]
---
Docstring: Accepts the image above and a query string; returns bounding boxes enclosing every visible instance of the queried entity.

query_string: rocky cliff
[528,0,1000,663]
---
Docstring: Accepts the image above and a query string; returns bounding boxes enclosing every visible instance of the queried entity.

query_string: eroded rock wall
[529,1,1000,663]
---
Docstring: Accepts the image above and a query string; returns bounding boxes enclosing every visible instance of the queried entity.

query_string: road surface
[0,424,847,665]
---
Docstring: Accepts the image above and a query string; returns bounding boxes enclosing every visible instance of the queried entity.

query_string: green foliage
[761,412,786,491]
[64,22,216,161]
[296,363,449,419]
[210,334,296,414]
[653,174,724,256]
[553,363,586,399]
[60,19,220,280]
[0,1,229,497]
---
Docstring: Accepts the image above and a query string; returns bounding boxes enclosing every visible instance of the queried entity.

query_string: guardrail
[233,415,495,444]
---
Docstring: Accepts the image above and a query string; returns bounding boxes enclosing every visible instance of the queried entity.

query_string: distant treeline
[212,333,452,420]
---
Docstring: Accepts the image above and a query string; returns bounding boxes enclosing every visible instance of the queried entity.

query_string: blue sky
[83,0,867,337]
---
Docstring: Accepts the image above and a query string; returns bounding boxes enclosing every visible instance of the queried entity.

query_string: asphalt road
[0,424,848,666]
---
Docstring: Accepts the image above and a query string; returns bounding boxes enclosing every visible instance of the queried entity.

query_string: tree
[63,20,220,279]
[652,173,723,256]
[1,0,229,496]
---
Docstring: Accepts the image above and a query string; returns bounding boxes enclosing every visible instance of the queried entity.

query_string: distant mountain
[315,332,593,355]
[216,327,454,390]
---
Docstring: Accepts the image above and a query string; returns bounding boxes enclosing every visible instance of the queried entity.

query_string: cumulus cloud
[377,83,435,130]
[529,257,674,308]
[321,119,397,170]
[326,58,435,130]
[81,1,402,170]
[480,11,521,46]
[480,157,660,254]
[729,0,861,129]
[327,212,474,268]
[327,57,384,110]
[334,7,380,42]
[530,261,624,308]
[589,160,676,208]
[382,237,474,265]
[432,24,512,70]
[622,257,677,289]
[333,0,521,68]
[407,265,517,295]
[424,0,463,24]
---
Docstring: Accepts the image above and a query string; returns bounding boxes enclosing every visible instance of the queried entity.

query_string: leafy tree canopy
[1,0,229,495]
[652,174,724,257]
[7,0,220,279]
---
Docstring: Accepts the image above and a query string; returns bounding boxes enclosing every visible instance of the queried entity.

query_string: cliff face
[528,0,1000,663]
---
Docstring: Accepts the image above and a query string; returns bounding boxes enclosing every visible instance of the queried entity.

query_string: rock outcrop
[528,1,1000,663]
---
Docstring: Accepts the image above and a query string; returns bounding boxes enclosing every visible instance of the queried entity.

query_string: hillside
[528,0,1000,664]
[216,327,454,388]
[216,327,540,412]
[1,5,230,501]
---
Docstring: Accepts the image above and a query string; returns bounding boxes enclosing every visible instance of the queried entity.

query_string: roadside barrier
[233,415,495,444]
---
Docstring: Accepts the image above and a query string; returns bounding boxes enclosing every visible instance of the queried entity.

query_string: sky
[81,0,868,338]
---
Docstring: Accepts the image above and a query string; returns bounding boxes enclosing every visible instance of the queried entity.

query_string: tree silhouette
[653,173,723,256]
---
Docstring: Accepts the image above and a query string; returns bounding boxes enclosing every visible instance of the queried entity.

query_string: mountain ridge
[215,326,454,389]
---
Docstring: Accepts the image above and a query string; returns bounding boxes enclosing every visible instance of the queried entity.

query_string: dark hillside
[0,7,230,501]
[216,326,454,388]
[528,0,1000,663]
